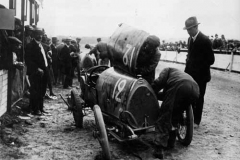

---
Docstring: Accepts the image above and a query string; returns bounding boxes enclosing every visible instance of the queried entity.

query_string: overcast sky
[37,0,240,41]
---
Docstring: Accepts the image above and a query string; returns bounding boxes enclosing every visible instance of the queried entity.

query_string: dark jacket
[136,48,161,84]
[185,32,215,82]
[59,44,72,68]
[152,67,199,147]
[89,42,108,60]
[25,39,48,75]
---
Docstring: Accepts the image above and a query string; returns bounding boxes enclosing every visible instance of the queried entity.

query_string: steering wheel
[88,65,109,86]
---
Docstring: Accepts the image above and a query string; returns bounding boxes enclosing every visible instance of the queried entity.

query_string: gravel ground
[0,61,240,160]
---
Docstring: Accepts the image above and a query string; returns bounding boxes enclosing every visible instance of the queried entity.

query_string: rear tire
[177,104,194,146]
[93,105,111,160]
[71,89,83,128]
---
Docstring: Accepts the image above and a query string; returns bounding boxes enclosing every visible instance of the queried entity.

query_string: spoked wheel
[177,104,194,146]
[71,88,83,128]
[93,105,111,160]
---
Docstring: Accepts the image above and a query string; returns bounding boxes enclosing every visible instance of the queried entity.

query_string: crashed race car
[69,24,194,160]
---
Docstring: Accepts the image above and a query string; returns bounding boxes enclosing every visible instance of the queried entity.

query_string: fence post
[229,50,234,72]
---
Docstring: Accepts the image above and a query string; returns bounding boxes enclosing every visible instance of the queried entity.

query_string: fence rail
[160,49,240,73]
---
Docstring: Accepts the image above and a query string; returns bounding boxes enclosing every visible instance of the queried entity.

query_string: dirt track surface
[0,61,240,160]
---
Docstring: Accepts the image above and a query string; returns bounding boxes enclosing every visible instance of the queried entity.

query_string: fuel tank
[108,23,149,76]
[96,67,160,127]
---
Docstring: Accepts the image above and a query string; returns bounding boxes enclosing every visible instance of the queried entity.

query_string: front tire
[177,104,194,146]
[71,89,83,128]
[93,105,111,160]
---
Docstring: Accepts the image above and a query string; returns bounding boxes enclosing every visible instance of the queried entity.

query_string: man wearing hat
[183,16,215,126]
[59,37,73,89]
[136,35,161,84]
[24,25,34,47]
[213,34,223,49]
[50,37,59,85]
[76,37,81,53]
[8,36,24,70]
[25,26,49,115]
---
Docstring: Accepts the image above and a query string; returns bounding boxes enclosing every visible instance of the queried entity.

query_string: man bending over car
[151,67,199,159]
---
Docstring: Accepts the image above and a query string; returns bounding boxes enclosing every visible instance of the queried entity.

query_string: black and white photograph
[0,0,240,159]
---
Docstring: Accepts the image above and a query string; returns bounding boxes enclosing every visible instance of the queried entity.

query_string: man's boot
[167,130,177,149]
[153,147,164,159]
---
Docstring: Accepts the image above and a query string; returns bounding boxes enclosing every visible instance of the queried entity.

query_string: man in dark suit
[50,37,59,85]
[59,38,73,89]
[25,27,48,115]
[183,17,215,126]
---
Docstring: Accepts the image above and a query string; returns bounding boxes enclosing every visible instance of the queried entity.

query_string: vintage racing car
[69,24,194,160]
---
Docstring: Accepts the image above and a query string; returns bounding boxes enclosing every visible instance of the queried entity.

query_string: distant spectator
[24,25,34,47]
[50,37,59,85]
[210,36,214,45]
[213,34,223,49]
[89,38,110,66]
[8,36,24,70]
[221,34,227,49]
[76,37,81,53]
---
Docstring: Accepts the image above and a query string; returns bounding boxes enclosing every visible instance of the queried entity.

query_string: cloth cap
[0,4,6,8]
[146,35,160,48]
[71,39,77,44]
[25,25,34,31]
[76,37,81,40]
[8,36,22,45]
[97,38,101,42]
[65,37,72,42]
[183,16,200,30]
[52,37,58,42]
[33,26,45,35]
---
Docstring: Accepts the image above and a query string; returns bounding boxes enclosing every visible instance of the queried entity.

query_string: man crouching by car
[151,67,199,159]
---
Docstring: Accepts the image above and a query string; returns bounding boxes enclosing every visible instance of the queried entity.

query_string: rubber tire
[71,88,83,128]
[177,104,194,146]
[93,105,111,160]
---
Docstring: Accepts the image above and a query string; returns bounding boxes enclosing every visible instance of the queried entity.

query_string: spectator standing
[60,38,73,89]
[41,34,56,98]
[50,37,59,85]
[221,34,227,49]
[213,34,223,49]
[183,16,215,126]
[25,26,49,115]
[76,37,81,53]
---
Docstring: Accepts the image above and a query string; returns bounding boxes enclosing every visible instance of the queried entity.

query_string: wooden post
[29,0,33,25]
[229,50,234,72]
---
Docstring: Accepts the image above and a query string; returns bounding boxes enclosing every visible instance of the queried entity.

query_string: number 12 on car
[112,78,127,103]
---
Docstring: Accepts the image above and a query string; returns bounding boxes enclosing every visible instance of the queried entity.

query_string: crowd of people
[159,34,240,53]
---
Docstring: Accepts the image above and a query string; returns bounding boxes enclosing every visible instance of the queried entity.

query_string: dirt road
[0,61,240,160]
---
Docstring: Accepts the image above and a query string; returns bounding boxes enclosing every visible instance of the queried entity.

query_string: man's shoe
[50,93,56,96]
[40,109,48,114]
[32,110,42,116]
[194,123,199,129]
[153,148,164,159]
[167,130,177,149]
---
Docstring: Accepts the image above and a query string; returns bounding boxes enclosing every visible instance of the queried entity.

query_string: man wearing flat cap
[89,37,109,66]
[8,36,24,70]
[59,37,73,89]
[50,37,59,85]
[25,26,49,115]
[24,25,34,47]
[136,35,161,84]
[183,16,215,126]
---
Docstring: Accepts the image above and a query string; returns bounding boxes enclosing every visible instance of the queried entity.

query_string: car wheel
[177,104,194,146]
[71,88,83,128]
[93,105,111,160]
